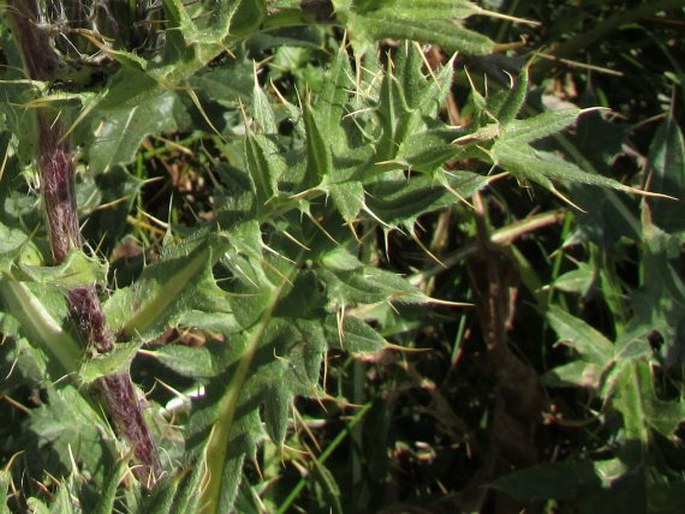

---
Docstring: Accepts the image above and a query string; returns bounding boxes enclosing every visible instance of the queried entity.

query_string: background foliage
[0,0,684,513]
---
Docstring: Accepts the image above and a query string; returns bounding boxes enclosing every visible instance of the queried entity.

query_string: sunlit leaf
[547,306,613,366]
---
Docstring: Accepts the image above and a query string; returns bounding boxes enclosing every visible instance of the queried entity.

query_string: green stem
[199,278,288,514]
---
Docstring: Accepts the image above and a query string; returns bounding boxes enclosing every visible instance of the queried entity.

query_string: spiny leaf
[145,344,217,379]
[350,0,480,19]
[199,287,282,513]
[252,77,279,134]
[365,170,487,228]
[79,341,141,384]
[394,43,427,112]
[492,140,641,195]
[321,263,428,307]
[28,386,108,480]
[648,113,685,232]
[501,108,581,146]
[487,67,529,126]
[89,92,184,173]
[327,181,365,222]
[171,461,206,514]
[104,242,229,341]
[350,14,494,55]
[375,64,414,162]
[18,250,108,290]
[325,314,386,352]
[245,132,279,207]
[139,475,179,514]
[314,45,353,152]
[416,52,456,115]
[302,102,333,189]
[95,460,127,514]
[0,276,82,376]
[398,128,466,173]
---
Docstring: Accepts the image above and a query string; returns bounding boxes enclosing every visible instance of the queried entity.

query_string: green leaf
[245,132,279,207]
[303,102,333,189]
[502,108,581,146]
[398,128,465,172]
[314,46,353,153]
[171,460,206,514]
[337,1,495,54]
[487,67,529,126]
[353,15,493,55]
[104,241,229,341]
[319,246,363,272]
[310,458,343,514]
[78,342,141,384]
[327,181,365,222]
[89,92,183,173]
[351,0,479,19]
[624,214,685,367]
[26,498,50,514]
[321,264,427,306]
[139,475,178,514]
[252,78,279,134]
[366,170,487,228]
[146,344,217,379]
[95,66,163,112]
[648,113,685,233]
[375,64,413,162]
[0,223,42,271]
[165,0,262,46]
[552,263,595,295]
[244,81,286,205]
[28,386,108,480]
[325,314,386,352]
[189,64,253,106]
[228,0,266,40]
[492,141,638,194]
[0,276,81,376]
[0,469,10,513]
[543,360,602,390]
[613,359,685,465]
[95,460,126,514]
[262,382,290,444]
[18,251,108,290]
[546,306,614,366]
[490,459,601,501]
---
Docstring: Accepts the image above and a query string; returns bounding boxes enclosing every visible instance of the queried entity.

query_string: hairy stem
[5,0,160,483]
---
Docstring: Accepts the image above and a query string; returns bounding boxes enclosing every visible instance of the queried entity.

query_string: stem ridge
[5,0,161,485]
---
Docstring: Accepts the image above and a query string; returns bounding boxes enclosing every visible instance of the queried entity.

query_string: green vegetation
[0,1,683,512]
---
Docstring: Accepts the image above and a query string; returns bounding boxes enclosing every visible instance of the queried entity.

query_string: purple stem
[6,0,160,483]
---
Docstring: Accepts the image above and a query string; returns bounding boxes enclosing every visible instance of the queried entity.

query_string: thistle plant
[0,1,671,512]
